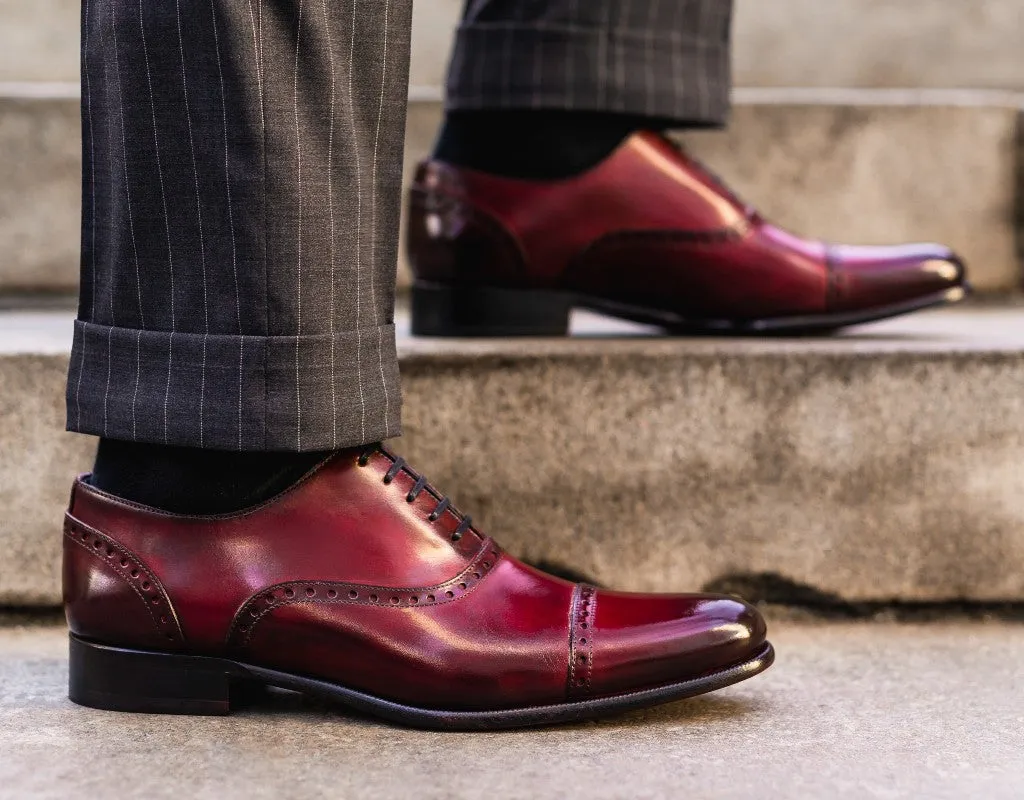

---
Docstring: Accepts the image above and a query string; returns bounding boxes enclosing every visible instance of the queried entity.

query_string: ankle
[433,110,671,180]
[89,439,334,515]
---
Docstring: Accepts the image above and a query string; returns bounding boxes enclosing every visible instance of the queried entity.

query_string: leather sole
[411,281,970,337]
[68,634,775,731]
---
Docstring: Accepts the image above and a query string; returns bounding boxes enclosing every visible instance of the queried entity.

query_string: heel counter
[407,166,527,286]
[63,514,185,650]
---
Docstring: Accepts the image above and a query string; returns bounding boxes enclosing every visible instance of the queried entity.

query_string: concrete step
[3,615,1022,798]
[678,89,1023,296]
[0,1,79,83]
[0,87,81,295]
[4,305,1024,607]
[8,0,1024,94]
[733,0,1024,92]
[4,88,1023,295]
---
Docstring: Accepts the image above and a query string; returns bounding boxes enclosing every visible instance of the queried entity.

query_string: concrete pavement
[2,616,1022,799]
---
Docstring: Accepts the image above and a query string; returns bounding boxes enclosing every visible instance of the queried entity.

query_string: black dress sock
[89,439,337,515]
[433,110,677,180]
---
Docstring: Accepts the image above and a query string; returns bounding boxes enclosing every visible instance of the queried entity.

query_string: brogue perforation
[226,539,503,648]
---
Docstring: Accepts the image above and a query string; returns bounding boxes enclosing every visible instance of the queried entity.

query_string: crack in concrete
[704,571,1024,621]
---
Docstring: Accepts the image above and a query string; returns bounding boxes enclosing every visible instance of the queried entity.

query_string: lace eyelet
[451,533,462,542]
[428,512,439,523]
[382,475,394,485]
[357,455,370,467]
[406,494,416,503]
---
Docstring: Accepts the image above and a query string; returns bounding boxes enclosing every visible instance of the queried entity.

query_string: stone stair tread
[402,305,1024,355]
[3,88,1023,295]
[7,304,1024,355]
[3,304,1024,607]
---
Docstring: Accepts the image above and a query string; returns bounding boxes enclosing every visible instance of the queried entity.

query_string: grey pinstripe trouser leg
[66,0,733,452]
[68,0,409,451]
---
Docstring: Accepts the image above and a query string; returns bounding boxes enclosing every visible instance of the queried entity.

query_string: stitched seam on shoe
[226,540,503,649]
[579,223,751,253]
[567,584,596,699]
[229,559,499,649]
[409,187,531,283]
[566,584,583,698]
[824,244,840,310]
[563,221,753,288]
[64,514,186,644]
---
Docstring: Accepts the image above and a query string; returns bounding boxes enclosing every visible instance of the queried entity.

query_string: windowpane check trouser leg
[67,0,733,452]
[447,0,734,125]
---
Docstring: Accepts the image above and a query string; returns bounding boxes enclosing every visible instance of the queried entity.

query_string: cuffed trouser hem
[66,321,402,452]
[445,24,731,127]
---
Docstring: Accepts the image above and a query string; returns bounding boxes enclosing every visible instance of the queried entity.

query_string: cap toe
[828,243,967,313]
[585,591,767,698]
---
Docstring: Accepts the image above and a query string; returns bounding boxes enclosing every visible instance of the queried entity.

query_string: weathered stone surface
[733,0,1024,91]
[4,306,1024,606]
[0,94,81,293]
[0,314,92,605]
[3,618,1022,799]
[398,308,1024,604]
[408,0,461,95]
[684,91,1022,293]
[0,1,79,82]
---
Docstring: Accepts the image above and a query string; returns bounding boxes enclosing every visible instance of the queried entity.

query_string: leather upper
[63,447,766,711]
[408,131,966,321]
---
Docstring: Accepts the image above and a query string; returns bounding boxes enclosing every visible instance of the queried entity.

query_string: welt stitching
[64,521,183,643]
[227,542,502,648]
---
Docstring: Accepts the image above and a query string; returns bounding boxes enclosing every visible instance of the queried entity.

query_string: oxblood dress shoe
[64,446,773,730]
[407,131,969,336]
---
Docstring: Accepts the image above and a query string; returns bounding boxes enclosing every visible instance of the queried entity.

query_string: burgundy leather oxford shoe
[64,445,773,730]
[407,131,969,336]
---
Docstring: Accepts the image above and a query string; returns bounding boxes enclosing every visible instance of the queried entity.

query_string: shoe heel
[69,634,243,716]
[411,282,573,337]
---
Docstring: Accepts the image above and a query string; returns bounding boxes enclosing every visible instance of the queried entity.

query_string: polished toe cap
[827,242,968,314]
[586,591,767,698]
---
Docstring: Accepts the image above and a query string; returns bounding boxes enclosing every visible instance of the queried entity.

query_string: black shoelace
[664,136,754,217]
[358,446,474,542]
